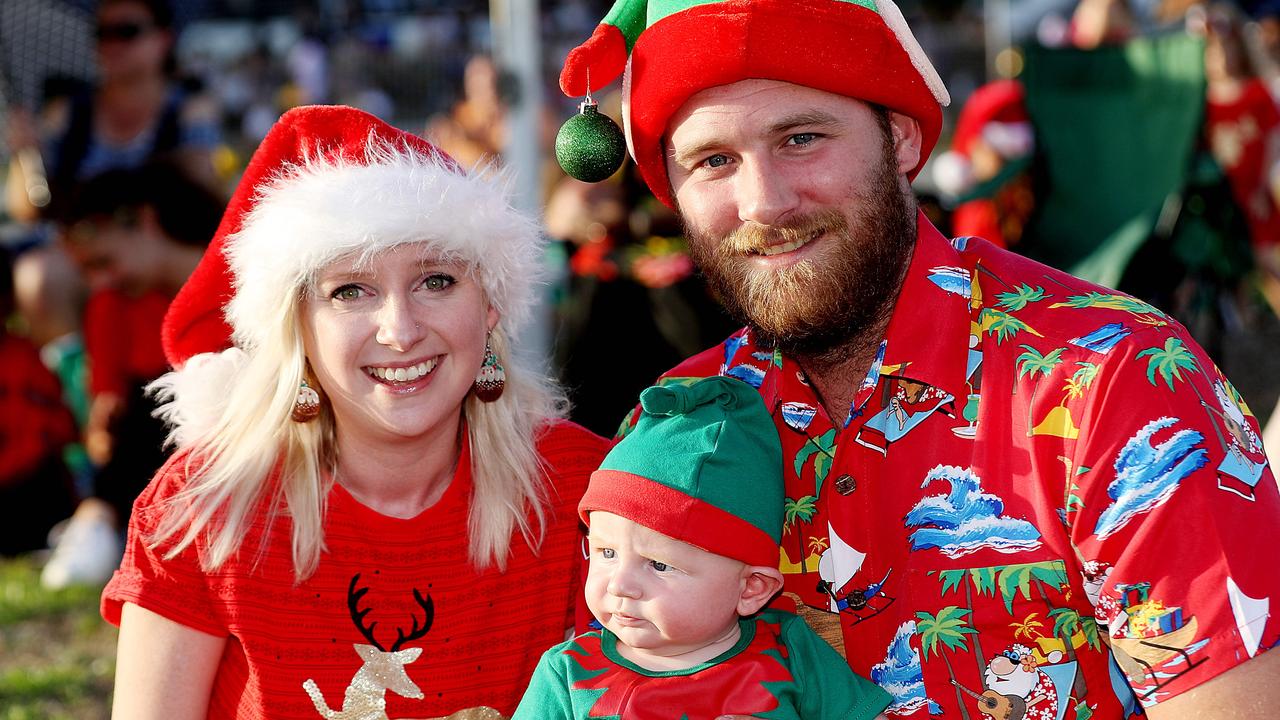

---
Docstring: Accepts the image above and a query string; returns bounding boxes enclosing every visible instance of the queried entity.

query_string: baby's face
[585,512,748,665]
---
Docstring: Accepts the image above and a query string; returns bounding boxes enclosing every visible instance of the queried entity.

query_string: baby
[514,376,891,719]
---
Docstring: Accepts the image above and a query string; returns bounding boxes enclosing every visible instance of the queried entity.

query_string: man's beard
[685,134,917,363]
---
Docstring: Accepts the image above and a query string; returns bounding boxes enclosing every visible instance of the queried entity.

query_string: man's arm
[1144,648,1280,720]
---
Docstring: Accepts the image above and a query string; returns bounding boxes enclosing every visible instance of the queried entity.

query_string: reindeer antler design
[348,573,384,650]
[391,588,434,652]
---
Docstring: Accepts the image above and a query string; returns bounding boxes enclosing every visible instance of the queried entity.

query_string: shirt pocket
[903,559,1110,720]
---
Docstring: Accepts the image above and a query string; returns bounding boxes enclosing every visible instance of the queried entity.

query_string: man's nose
[735,156,798,227]
[375,295,426,351]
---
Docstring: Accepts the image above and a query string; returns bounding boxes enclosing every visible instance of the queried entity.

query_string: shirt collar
[877,211,974,400]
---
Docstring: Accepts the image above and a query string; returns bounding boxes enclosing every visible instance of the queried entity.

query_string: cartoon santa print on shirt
[983,644,1063,720]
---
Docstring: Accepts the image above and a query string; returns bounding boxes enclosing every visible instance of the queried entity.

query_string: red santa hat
[931,79,1034,198]
[163,105,540,368]
[558,0,951,208]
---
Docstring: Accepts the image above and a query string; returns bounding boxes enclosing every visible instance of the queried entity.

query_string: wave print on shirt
[905,465,1043,557]
[1093,416,1208,540]
[871,620,940,716]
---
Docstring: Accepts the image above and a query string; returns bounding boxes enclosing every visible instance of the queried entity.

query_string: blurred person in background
[4,0,220,225]
[41,159,223,590]
[930,79,1036,249]
[11,246,92,493]
[102,105,608,720]
[1070,0,1139,47]
[1197,3,1280,316]
[424,54,508,169]
[0,249,79,556]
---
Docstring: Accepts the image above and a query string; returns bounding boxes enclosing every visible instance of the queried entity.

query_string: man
[558,1,1280,718]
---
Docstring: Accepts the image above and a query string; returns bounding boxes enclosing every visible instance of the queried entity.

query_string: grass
[0,556,116,720]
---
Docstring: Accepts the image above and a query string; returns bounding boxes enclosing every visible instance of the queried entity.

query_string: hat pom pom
[560,23,628,97]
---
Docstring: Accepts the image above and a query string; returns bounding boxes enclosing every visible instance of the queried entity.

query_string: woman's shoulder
[132,447,205,509]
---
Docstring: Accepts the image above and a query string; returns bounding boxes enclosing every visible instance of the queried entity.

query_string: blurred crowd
[2,0,1279,587]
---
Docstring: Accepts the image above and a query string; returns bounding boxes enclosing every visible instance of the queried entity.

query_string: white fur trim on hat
[877,0,951,108]
[149,347,249,447]
[223,138,543,351]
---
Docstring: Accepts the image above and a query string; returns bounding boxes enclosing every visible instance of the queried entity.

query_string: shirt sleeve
[100,451,226,637]
[782,613,892,720]
[1067,323,1280,707]
[511,648,576,720]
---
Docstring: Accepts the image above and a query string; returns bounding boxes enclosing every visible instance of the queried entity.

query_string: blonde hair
[148,140,565,581]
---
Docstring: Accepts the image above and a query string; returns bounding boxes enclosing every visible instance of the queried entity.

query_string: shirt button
[835,474,857,495]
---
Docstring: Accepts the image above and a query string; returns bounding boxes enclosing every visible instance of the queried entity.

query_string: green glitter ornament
[555,98,626,183]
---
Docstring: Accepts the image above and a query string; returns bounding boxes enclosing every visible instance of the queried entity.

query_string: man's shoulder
[659,327,752,381]
[960,236,1189,351]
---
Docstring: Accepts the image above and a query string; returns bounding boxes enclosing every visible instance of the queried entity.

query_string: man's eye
[332,285,363,301]
[422,274,455,291]
[788,133,818,146]
[600,548,616,559]
[703,154,730,169]
[650,560,669,572]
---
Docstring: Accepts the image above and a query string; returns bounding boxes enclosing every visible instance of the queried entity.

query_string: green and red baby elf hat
[559,0,953,209]
[579,377,784,568]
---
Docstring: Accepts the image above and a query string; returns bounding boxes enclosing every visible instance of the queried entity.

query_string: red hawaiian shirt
[626,214,1280,719]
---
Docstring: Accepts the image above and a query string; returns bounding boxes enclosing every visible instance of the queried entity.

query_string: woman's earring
[473,338,506,402]
[292,379,322,422]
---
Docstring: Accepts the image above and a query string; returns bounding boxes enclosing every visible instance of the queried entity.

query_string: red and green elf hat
[559,0,952,208]
[579,377,783,568]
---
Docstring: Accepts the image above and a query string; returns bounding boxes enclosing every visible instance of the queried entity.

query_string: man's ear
[888,111,923,175]
[737,565,785,616]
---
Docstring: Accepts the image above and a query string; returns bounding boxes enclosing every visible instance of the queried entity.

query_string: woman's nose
[374,296,426,351]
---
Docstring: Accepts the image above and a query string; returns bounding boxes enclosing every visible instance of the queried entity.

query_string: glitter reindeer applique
[303,573,434,720]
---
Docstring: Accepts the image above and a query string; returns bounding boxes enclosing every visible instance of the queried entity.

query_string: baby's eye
[422,273,456,291]
[599,548,616,559]
[649,560,669,572]
[331,285,363,301]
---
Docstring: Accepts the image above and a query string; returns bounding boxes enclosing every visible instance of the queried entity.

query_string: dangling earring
[473,337,506,402]
[292,379,322,422]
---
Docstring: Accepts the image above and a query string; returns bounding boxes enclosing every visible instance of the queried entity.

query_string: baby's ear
[737,565,785,616]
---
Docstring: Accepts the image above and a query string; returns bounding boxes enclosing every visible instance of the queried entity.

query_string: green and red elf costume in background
[513,378,892,719]
[555,0,952,205]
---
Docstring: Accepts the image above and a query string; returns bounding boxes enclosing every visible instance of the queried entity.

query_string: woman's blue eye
[650,560,669,572]
[423,274,455,291]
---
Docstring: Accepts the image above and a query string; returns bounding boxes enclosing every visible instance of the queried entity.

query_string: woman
[102,105,609,719]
